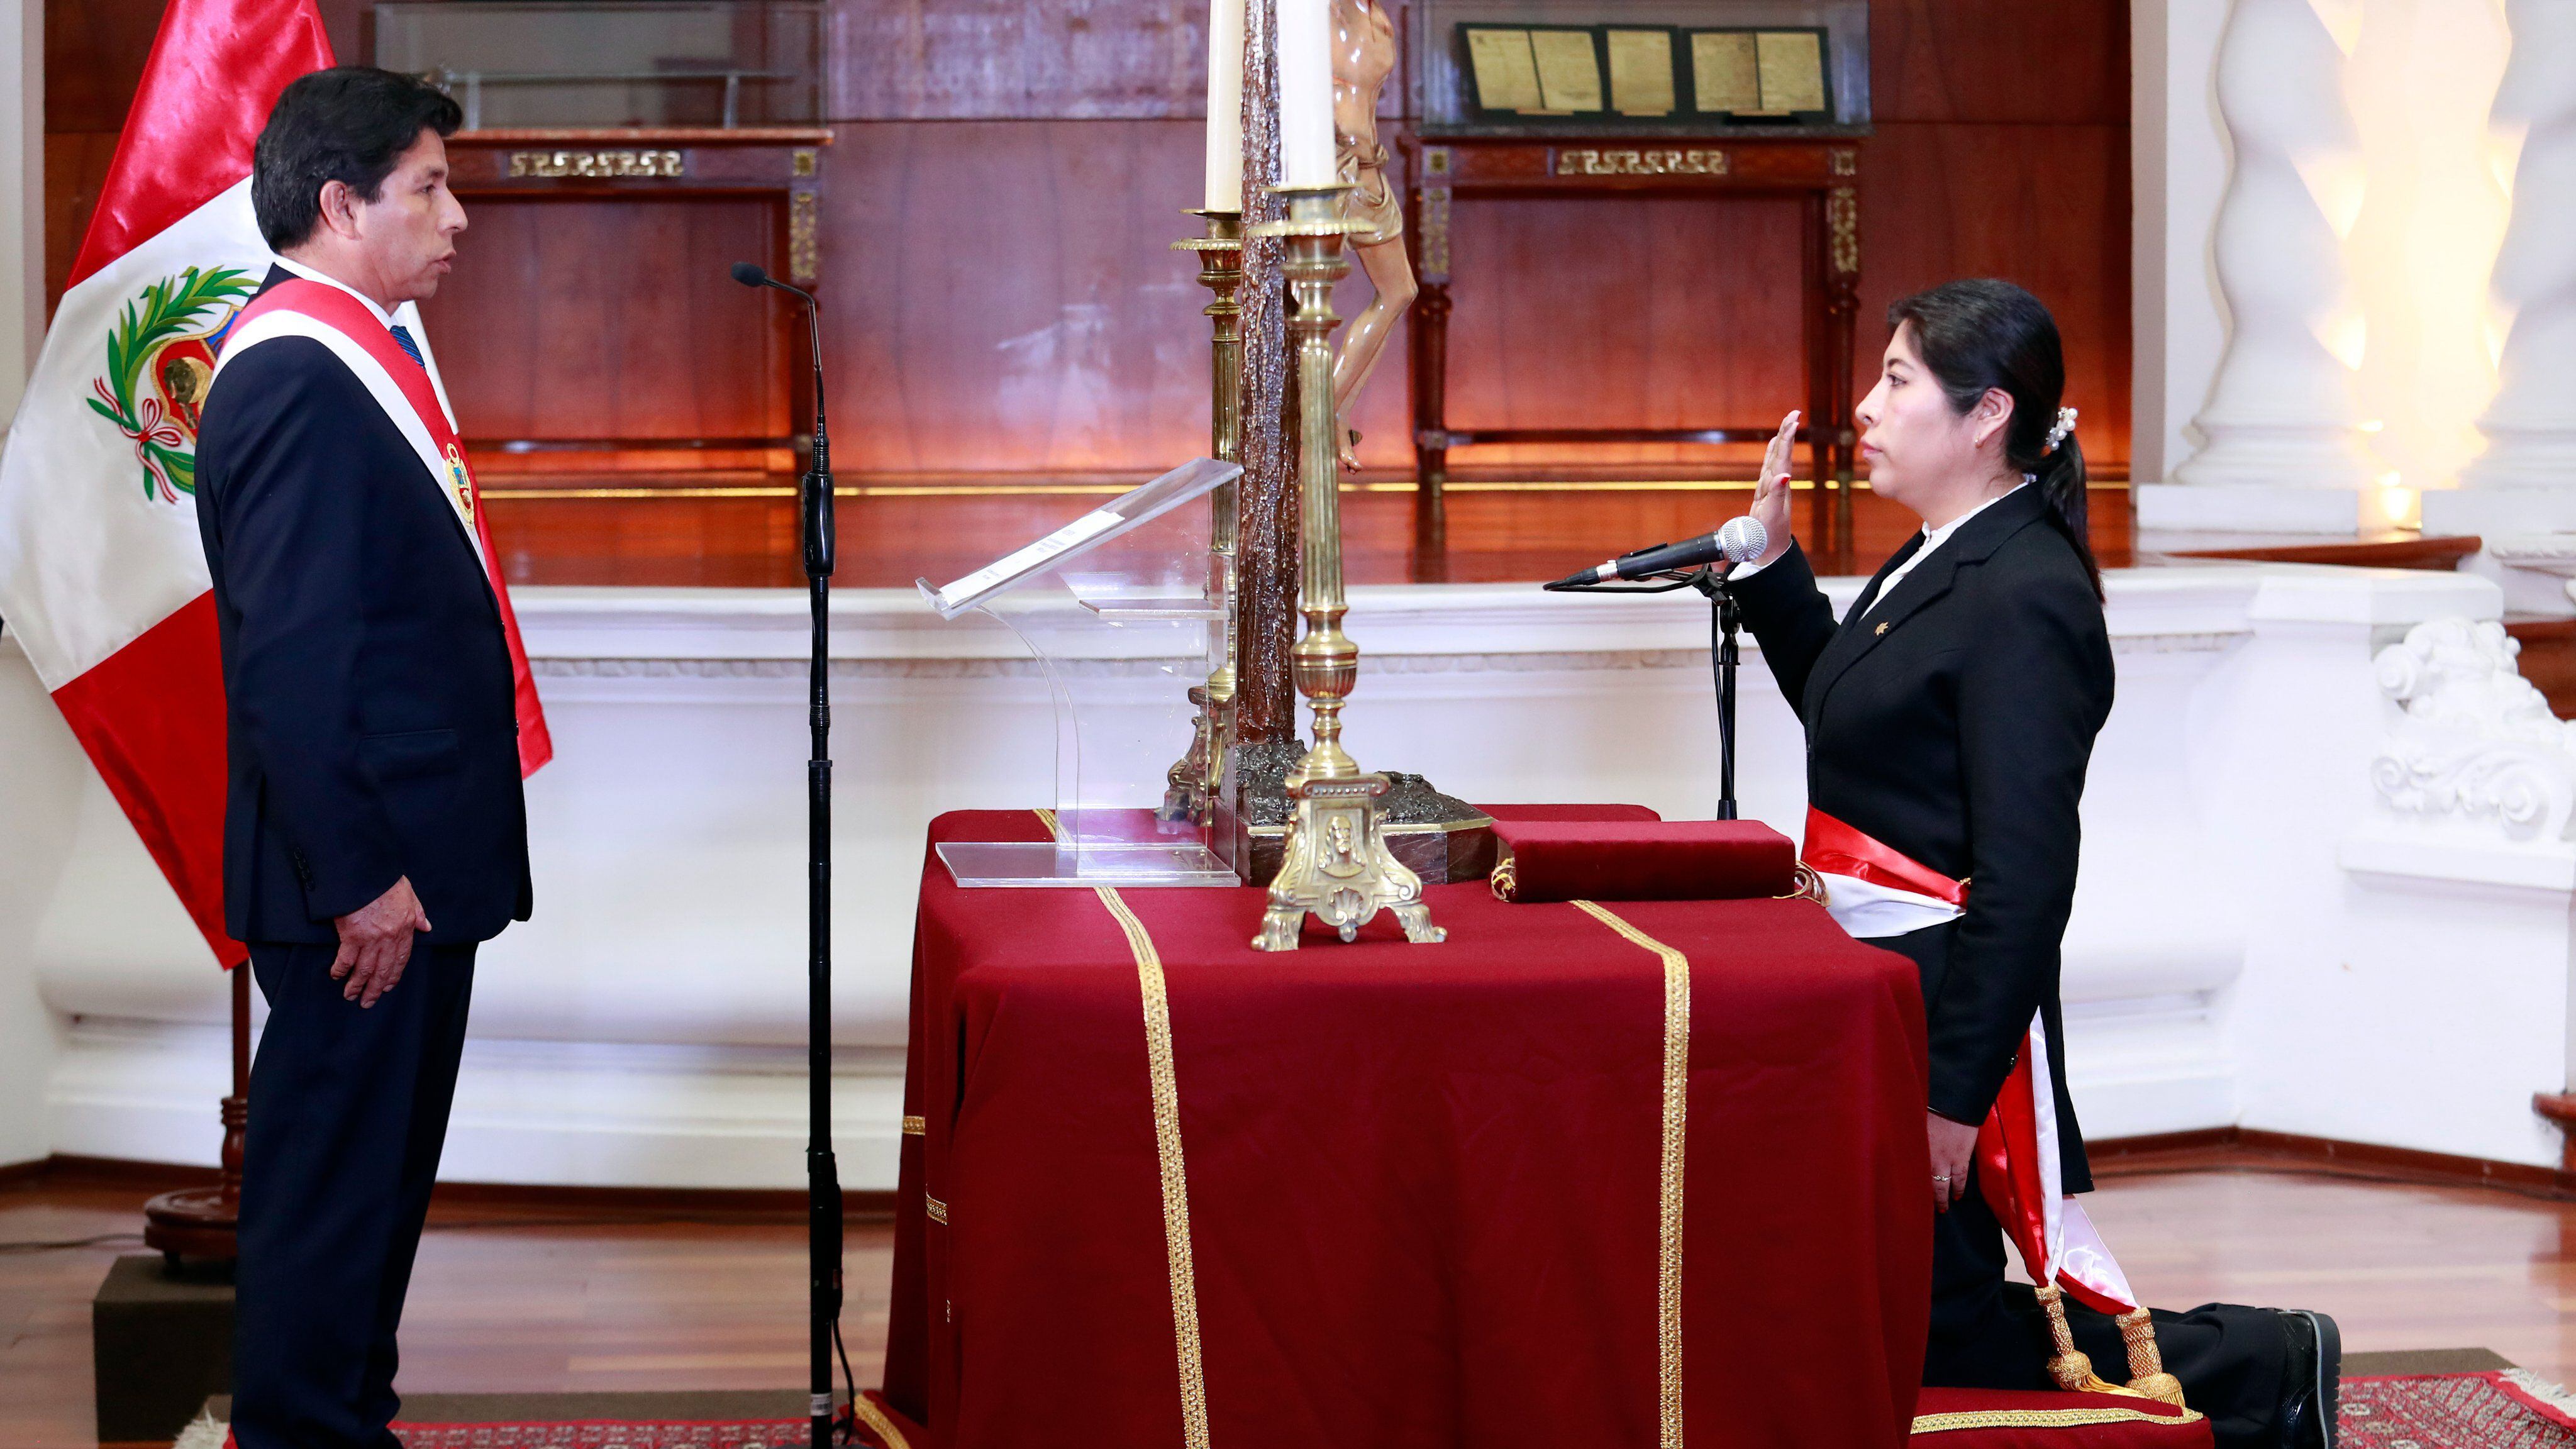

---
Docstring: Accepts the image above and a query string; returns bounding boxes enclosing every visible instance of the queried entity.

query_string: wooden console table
[1402,131,1863,579]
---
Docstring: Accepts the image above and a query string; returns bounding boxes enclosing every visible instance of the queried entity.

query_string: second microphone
[1555,516,1770,588]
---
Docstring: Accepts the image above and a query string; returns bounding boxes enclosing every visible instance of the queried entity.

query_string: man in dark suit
[194,68,528,1449]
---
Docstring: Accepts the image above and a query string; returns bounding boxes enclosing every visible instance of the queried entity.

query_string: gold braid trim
[1095,886,1214,1449]
[1570,900,1689,1449]
[2119,1307,2189,1406]
[1912,1406,2206,1435]
[924,1194,948,1224]
[850,1394,915,1449]
[1489,848,1518,902]
[901,1114,926,1136]
[1777,863,1827,903]
[1034,807,1065,841]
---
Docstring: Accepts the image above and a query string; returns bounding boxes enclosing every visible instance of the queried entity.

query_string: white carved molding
[2462,0,2576,492]
[2469,531,2576,618]
[2368,617,2576,841]
[2172,0,2376,499]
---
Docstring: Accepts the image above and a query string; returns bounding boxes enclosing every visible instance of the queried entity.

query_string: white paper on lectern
[916,456,1242,619]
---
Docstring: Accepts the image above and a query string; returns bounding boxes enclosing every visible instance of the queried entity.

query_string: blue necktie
[388,324,425,370]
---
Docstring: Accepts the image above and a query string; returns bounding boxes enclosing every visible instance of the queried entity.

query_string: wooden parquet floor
[6,1150,2570,1446]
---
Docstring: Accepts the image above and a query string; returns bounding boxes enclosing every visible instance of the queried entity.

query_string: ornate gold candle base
[1160,209,1245,826]
[1162,682,1220,824]
[1255,773,1443,947]
[1248,184,1441,950]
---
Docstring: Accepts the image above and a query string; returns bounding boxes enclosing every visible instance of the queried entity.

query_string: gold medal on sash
[443,441,477,525]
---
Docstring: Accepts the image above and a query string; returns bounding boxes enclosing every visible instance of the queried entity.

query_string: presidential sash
[1799,808,2182,1404]
[208,275,553,774]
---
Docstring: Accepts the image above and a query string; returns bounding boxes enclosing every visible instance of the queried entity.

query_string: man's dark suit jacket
[1733,484,2112,1190]
[194,267,530,947]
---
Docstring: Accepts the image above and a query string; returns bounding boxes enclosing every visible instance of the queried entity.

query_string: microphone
[731,260,833,579]
[1555,515,1768,588]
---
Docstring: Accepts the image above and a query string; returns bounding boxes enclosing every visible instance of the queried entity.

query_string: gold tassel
[2035,1284,2137,1396]
[2118,1307,2188,1406]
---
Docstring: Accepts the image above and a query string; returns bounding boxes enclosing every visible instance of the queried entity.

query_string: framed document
[1528,28,1603,113]
[1462,25,1603,115]
[1604,28,1677,117]
[1754,30,1827,113]
[1684,26,1831,119]
[1687,31,1760,114]
[1462,26,1545,112]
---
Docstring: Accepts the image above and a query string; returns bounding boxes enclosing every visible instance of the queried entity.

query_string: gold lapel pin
[1874,621,1889,636]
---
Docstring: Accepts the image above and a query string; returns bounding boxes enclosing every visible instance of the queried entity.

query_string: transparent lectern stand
[919,457,1243,887]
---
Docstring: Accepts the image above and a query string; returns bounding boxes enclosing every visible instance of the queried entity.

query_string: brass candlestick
[1251,185,1443,950]
[1161,210,1245,826]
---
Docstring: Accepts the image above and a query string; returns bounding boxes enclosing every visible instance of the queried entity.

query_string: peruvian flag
[1977,1011,2141,1316]
[0,0,550,971]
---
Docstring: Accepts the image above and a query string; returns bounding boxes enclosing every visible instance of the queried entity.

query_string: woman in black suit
[1727,280,2336,1449]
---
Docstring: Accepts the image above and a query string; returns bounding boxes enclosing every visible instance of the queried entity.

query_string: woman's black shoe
[2274,1308,2341,1448]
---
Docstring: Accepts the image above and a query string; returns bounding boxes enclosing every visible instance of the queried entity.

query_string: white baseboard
[46,1019,913,1191]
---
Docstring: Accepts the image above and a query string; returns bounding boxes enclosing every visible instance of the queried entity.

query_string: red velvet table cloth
[877,808,1933,1448]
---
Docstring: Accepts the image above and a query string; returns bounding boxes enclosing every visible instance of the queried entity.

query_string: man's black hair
[252,67,463,251]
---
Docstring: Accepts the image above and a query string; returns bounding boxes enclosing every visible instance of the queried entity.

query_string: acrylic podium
[918,457,1244,887]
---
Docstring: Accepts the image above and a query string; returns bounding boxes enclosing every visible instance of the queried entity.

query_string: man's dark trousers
[232,938,477,1449]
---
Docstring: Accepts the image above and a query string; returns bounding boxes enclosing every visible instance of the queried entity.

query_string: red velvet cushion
[1911,1389,2216,1446]
[1489,818,1799,902]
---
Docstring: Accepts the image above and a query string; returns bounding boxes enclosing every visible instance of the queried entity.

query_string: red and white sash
[1802,804,1965,940]
[1800,808,2139,1316]
[209,276,552,773]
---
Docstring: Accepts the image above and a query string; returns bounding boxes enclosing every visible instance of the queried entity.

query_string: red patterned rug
[2341,1371,2576,1447]
[180,1392,925,1449]
[181,1377,2576,1448]
[393,1426,809,1448]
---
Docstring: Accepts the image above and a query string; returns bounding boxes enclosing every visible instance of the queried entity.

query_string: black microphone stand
[1690,571,1741,821]
[1543,565,1740,821]
[731,262,841,1449]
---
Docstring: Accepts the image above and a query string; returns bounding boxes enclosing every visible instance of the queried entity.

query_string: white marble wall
[8,563,2560,1186]
[0,0,45,1169]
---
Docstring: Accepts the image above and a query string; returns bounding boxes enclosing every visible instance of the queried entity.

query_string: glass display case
[1407,0,1868,133]
[375,1,824,129]
[920,458,1243,888]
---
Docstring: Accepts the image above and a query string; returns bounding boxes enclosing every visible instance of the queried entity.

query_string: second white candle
[1275,0,1336,188]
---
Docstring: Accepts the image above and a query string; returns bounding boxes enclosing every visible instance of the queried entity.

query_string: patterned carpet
[2341,1370,2576,1448]
[174,1392,918,1449]
[177,1373,2576,1447]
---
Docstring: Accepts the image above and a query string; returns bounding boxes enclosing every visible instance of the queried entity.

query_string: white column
[2129,0,2233,492]
[0,0,39,435]
[2428,0,2576,536]
[2139,0,2380,535]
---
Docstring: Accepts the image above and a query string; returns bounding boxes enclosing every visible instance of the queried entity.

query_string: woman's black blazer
[1731,485,2114,1190]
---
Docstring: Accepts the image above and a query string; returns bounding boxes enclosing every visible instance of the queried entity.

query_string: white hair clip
[2043,406,2078,455]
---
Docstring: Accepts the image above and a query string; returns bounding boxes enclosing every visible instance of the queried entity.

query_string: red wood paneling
[417,194,787,442]
[40,0,2138,517]
[1858,121,2133,475]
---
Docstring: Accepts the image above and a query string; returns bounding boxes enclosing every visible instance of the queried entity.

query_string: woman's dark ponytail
[1886,280,2104,600]
[2028,427,2094,596]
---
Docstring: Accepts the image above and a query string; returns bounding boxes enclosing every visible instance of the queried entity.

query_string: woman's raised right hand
[1748,410,1799,566]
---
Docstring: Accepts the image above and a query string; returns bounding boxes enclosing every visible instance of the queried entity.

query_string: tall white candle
[1204,0,1245,211]
[1277,0,1336,187]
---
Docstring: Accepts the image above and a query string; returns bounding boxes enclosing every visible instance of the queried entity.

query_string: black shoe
[2275,1307,2341,1448]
